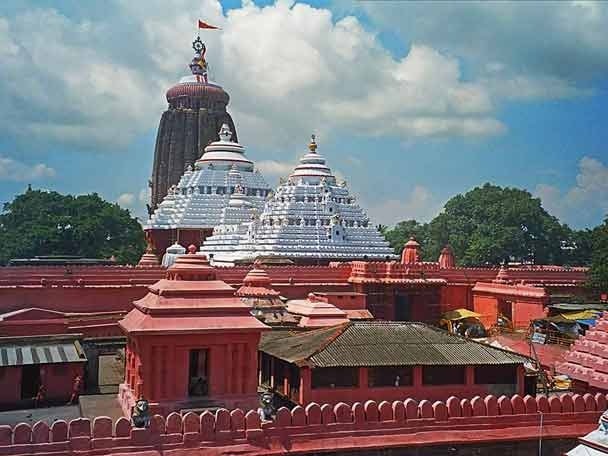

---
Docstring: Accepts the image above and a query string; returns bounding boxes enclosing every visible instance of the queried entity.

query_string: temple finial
[308,134,317,153]
[189,36,208,83]
[219,124,233,142]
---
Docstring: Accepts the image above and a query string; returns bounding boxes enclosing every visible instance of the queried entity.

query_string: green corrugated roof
[259,321,530,368]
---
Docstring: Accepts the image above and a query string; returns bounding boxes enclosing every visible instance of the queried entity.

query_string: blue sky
[0,0,607,229]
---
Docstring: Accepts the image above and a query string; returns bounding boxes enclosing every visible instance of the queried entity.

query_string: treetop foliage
[0,189,145,265]
[383,183,594,268]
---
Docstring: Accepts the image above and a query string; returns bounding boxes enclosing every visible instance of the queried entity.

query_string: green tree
[430,184,571,266]
[0,188,145,265]
[587,217,608,294]
[383,219,432,259]
[383,183,571,266]
[561,228,594,267]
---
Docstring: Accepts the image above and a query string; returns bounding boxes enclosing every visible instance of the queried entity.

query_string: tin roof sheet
[260,321,530,368]
[0,335,86,367]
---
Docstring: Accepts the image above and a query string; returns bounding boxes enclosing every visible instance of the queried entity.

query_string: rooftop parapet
[0,392,601,455]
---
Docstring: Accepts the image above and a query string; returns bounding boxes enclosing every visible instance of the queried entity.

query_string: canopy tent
[549,302,608,312]
[442,309,482,321]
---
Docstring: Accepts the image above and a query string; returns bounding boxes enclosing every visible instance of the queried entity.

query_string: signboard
[531,332,547,345]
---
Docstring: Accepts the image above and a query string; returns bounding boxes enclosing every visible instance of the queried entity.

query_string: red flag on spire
[198,19,220,30]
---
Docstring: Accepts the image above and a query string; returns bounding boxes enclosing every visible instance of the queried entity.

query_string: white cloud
[359,1,608,87]
[0,0,517,152]
[364,185,442,226]
[0,9,165,149]
[117,193,136,207]
[0,156,55,181]
[534,156,608,228]
[0,0,604,155]
[255,160,295,178]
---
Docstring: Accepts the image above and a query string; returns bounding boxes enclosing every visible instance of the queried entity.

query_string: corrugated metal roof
[260,322,530,368]
[0,336,86,367]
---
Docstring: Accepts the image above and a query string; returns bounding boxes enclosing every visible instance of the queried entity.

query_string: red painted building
[0,246,588,327]
[259,321,531,406]
[472,267,549,329]
[0,334,86,409]
[118,253,268,417]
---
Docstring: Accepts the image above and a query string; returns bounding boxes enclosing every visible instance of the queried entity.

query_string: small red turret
[401,236,421,264]
[438,245,455,269]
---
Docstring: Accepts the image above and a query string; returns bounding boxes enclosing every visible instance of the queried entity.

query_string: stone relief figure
[258,392,276,422]
[131,399,151,428]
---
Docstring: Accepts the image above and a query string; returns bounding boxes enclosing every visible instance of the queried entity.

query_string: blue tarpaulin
[575,319,597,327]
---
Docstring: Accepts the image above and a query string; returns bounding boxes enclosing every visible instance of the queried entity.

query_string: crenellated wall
[0,392,602,455]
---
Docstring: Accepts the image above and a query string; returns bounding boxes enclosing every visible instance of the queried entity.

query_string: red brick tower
[118,253,267,417]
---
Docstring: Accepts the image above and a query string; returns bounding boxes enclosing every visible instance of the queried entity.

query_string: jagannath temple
[146,122,271,258]
[0,31,606,456]
[201,135,397,264]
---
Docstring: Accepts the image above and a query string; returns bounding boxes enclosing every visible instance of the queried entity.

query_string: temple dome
[289,135,334,184]
[195,125,253,171]
[438,245,455,269]
[146,125,271,237]
[201,135,397,264]
[401,236,421,264]
[165,80,229,108]
[167,253,215,281]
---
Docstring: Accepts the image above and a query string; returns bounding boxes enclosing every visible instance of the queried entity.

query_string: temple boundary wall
[0,392,602,455]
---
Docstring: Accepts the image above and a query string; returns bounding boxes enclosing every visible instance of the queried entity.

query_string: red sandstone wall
[0,367,20,406]
[318,293,366,311]
[440,285,472,313]
[124,332,260,417]
[0,320,69,337]
[512,299,547,328]
[0,264,353,317]
[0,392,601,456]
[473,294,499,328]
[43,363,85,403]
[0,287,151,314]
[0,363,84,407]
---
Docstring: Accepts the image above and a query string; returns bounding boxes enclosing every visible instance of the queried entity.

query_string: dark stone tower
[150,37,238,210]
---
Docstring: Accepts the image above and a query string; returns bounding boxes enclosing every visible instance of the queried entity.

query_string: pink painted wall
[43,364,85,402]
[295,366,524,406]
[0,391,601,456]
[122,332,261,416]
[473,294,499,328]
[0,367,21,405]
[0,363,84,407]
[511,299,546,328]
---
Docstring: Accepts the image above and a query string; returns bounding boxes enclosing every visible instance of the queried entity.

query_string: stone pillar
[270,357,275,389]
[413,366,423,388]
[465,366,475,387]
[299,368,311,405]
[235,343,243,395]
[225,344,233,394]
[516,365,525,396]
[359,367,368,390]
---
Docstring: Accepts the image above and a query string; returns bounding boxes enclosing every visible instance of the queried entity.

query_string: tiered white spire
[146,124,271,230]
[201,135,397,264]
